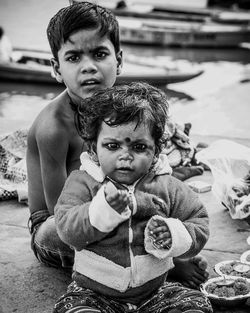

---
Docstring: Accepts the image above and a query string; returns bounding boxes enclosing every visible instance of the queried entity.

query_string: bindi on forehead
[125,137,131,143]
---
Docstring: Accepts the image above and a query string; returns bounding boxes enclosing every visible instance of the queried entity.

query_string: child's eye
[106,143,119,150]
[133,144,147,152]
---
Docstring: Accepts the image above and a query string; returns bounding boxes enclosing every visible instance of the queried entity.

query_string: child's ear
[50,58,64,83]
[89,142,99,165]
[116,50,123,76]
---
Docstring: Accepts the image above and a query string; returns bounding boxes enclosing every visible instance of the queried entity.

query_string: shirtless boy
[26,1,208,288]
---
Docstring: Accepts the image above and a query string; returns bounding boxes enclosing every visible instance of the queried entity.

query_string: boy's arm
[37,126,68,215]
[55,170,131,251]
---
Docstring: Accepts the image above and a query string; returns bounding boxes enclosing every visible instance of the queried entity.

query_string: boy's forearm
[43,171,67,215]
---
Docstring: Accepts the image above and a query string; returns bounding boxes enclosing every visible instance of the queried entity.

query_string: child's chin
[114,175,136,186]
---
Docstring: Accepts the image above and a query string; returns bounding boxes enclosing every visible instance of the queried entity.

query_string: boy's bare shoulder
[28,91,73,142]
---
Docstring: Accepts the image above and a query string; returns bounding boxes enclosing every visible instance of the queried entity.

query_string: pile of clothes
[0,129,28,202]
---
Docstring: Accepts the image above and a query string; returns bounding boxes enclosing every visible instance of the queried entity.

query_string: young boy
[26,1,122,269]
[53,82,212,313]
[26,1,208,288]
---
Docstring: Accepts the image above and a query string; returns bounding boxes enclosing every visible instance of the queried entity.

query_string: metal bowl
[214,260,250,279]
[240,250,250,265]
[200,276,250,307]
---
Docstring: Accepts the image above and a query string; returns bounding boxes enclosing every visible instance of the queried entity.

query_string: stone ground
[1,77,250,312]
[1,162,250,313]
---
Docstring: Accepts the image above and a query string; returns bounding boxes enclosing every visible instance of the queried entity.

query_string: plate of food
[214,260,250,278]
[200,276,250,307]
[241,250,250,265]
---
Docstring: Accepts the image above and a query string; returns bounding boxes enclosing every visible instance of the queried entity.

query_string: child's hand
[104,181,130,214]
[148,216,172,249]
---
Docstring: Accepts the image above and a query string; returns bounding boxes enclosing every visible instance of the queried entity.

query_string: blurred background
[0,0,250,142]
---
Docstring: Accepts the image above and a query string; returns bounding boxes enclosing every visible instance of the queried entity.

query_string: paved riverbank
[1,165,250,313]
[1,80,250,313]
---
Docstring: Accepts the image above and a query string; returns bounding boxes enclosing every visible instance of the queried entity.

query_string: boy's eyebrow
[64,49,80,56]
[64,45,110,55]
[92,45,110,50]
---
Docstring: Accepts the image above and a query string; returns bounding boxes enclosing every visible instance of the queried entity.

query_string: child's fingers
[155,231,171,241]
[154,237,172,249]
[151,225,169,236]
[152,216,167,226]
[105,181,119,201]
[105,183,130,212]
[147,219,159,231]
[117,190,130,204]
[157,237,172,247]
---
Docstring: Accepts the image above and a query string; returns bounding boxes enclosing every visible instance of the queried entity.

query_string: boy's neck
[69,96,78,112]
[66,90,82,109]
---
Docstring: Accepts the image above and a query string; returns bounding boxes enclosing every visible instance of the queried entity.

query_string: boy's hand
[148,217,172,249]
[104,181,130,214]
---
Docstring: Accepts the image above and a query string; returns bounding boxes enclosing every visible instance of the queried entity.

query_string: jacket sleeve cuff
[144,215,192,259]
[89,185,131,232]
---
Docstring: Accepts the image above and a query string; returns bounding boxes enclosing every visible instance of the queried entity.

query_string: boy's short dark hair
[47,1,120,59]
[77,82,169,157]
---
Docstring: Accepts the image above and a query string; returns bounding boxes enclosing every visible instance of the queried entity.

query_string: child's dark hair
[77,82,169,157]
[47,1,120,59]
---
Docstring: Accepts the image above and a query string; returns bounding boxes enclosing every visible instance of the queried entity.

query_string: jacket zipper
[106,176,141,287]
[127,184,137,287]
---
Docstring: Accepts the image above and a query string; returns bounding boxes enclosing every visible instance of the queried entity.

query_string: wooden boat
[211,11,250,25]
[72,0,250,25]
[114,5,250,27]
[70,1,250,47]
[0,49,204,86]
[112,4,209,23]
[117,15,250,47]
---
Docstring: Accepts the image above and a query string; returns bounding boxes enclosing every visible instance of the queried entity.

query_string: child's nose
[119,150,133,161]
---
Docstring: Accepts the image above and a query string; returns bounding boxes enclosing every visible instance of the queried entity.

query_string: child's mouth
[117,167,133,172]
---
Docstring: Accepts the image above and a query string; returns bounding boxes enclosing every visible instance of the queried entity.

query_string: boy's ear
[50,58,64,83]
[116,50,123,76]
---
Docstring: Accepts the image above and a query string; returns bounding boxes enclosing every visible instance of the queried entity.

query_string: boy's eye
[133,144,147,152]
[67,55,80,62]
[95,51,108,60]
[106,143,119,150]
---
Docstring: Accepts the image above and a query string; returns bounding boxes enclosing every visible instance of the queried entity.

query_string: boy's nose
[81,57,97,73]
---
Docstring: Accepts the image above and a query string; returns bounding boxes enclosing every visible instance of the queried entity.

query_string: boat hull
[118,17,250,47]
[0,49,203,86]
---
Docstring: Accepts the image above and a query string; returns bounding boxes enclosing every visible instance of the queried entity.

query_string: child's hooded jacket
[55,152,209,305]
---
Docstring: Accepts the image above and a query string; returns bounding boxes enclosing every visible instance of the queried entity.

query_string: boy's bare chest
[67,135,86,173]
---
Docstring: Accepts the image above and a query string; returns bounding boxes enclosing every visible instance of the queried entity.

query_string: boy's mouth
[81,79,100,86]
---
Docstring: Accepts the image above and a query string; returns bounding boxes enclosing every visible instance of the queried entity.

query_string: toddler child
[53,81,212,313]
